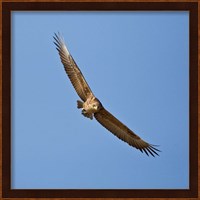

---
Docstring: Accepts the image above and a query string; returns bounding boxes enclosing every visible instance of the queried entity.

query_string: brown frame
[1,1,198,199]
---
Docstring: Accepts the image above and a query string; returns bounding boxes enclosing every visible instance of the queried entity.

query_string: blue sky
[11,11,189,189]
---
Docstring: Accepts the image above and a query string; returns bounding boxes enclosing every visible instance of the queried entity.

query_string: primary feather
[95,108,160,157]
[54,33,94,101]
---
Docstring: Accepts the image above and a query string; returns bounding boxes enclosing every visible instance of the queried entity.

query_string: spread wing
[94,108,160,157]
[53,33,94,101]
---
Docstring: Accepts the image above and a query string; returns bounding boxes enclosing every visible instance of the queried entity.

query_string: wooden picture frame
[1,1,198,199]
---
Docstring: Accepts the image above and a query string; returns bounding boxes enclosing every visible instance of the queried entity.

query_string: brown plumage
[54,33,160,157]
[54,34,93,101]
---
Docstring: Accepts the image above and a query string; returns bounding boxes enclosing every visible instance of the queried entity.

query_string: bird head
[91,98,102,112]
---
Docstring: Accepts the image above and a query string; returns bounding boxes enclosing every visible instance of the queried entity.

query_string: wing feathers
[54,33,94,101]
[94,108,160,157]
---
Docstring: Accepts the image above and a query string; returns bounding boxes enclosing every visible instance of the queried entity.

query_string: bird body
[77,96,102,120]
[54,33,160,157]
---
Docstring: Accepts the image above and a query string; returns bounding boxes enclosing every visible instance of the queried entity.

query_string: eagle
[53,33,160,157]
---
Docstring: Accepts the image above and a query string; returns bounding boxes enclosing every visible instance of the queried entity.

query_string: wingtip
[140,144,160,157]
[148,144,161,157]
[53,32,63,42]
[53,32,70,55]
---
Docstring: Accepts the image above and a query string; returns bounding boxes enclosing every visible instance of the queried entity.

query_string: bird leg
[81,109,93,120]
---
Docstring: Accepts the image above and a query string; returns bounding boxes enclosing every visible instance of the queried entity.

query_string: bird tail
[77,100,83,109]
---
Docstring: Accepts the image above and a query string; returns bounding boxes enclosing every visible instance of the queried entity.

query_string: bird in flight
[53,33,160,157]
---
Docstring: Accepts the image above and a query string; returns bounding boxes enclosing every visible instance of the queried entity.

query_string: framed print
[2,1,198,199]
